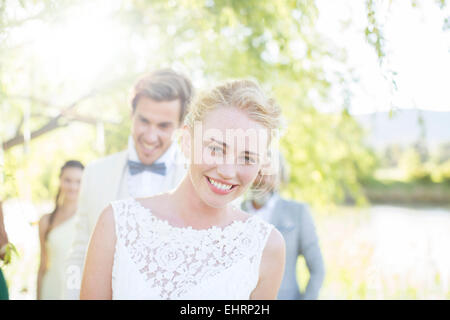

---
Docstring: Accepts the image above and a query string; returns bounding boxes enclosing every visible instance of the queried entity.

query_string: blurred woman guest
[37,160,84,300]
[0,201,9,300]
[241,153,325,300]
[80,80,286,299]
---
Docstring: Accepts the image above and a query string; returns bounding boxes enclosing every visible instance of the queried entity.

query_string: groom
[64,69,193,299]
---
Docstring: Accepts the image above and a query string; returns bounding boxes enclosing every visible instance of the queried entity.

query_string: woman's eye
[243,156,256,165]
[208,145,224,155]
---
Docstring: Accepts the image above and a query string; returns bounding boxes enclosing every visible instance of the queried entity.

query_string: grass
[362,179,450,206]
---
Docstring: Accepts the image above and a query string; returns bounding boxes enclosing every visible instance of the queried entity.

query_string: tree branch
[14,115,25,137]
[2,117,66,151]
[2,90,98,151]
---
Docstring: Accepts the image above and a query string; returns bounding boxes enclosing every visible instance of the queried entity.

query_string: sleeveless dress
[111,198,274,300]
[41,216,76,300]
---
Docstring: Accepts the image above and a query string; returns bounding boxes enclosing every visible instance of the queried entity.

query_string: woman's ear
[180,125,192,161]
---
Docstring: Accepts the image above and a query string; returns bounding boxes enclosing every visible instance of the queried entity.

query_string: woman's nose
[216,164,236,180]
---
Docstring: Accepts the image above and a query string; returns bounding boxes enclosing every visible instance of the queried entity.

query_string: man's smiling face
[131,96,181,165]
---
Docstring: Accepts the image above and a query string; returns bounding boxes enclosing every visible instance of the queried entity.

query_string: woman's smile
[205,175,238,195]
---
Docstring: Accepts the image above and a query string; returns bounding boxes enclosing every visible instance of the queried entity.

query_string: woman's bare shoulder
[134,193,176,221]
[264,227,286,257]
[38,213,52,231]
[232,207,253,222]
[96,205,116,234]
[136,193,171,211]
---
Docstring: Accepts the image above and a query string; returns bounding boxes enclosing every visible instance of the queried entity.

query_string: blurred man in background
[241,152,325,299]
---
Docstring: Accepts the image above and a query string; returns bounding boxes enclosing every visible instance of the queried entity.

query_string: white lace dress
[110,198,274,300]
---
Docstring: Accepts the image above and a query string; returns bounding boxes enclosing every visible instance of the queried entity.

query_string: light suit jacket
[242,196,325,300]
[64,148,186,299]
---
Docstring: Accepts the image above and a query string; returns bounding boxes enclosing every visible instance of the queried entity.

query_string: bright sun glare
[28,2,125,88]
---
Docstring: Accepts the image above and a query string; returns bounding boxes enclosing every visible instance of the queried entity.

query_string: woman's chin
[199,193,233,209]
[201,190,241,208]
[201,198,228,209]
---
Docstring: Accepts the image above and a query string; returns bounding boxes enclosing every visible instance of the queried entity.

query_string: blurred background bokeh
[1,0,449,299]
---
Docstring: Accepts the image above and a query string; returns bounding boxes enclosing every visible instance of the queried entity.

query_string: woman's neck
[57,198,77,216]
[171,176,229,228]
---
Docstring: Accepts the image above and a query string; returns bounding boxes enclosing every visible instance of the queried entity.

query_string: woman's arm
[37,215,50,300]
[80,205,116,300]
[250,228,286,299]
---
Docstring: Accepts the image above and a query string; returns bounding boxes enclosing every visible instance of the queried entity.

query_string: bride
[80,79,286,299]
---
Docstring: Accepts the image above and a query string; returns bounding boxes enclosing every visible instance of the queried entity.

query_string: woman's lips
[205,176,237,195]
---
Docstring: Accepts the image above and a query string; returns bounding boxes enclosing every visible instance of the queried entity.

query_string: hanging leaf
[0,242,19,267]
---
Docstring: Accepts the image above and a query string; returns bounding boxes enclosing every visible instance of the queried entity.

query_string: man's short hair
[131,69,194,122]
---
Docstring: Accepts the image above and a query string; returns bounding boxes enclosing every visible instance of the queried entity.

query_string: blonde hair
[250,150,290,197]
[184,79,281,135]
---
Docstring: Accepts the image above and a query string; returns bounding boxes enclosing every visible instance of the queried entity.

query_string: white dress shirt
[245,193,279,223]
[122,136,179,198]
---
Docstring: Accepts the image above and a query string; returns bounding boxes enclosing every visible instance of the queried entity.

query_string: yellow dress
[41,216,76,300]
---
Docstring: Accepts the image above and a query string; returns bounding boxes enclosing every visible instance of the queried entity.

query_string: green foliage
[365,0,386,62]
[379,145,450,184]
[364,0,449,63]
[365,141,450,204]
[0,154,19,200]
[432,160,450,183]
[399,148,427,182]
[0,242,19,267]
[281,106,376,207]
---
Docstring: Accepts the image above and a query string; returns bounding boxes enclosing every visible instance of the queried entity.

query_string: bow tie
[127,160,167,176]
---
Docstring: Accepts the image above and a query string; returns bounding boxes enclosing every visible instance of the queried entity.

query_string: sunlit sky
[316,0,450,114]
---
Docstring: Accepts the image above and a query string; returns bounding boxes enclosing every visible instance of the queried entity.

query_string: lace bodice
[110,198,274,300]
